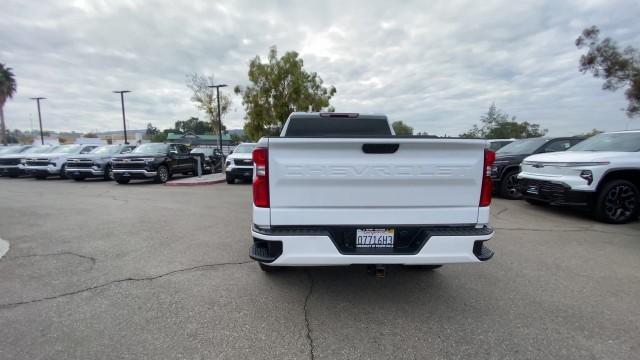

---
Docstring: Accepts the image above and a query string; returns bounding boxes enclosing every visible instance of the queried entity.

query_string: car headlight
[141,157,155,163]
[20,159,27,164]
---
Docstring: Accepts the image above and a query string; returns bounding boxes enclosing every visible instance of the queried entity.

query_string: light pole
[207,84,227,154]
[29,97,46,145]
[113,90,131,144]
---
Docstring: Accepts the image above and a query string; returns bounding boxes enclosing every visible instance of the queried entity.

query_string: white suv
[518,130,640,223]
[224,143,256,184]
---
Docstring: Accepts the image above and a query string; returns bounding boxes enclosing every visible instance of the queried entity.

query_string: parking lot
[0,178,639,360]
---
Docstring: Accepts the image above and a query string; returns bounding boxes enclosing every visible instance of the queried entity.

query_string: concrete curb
[165,174,226,187]
[0,238,9,260]
[165,179,226,187]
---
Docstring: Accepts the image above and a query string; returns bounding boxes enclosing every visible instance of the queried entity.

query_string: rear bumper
[250,226,494,266]
[113,169,157,179]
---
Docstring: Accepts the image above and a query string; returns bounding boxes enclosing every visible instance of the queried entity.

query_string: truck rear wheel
[594,179,639,224]
[500,170,522,199]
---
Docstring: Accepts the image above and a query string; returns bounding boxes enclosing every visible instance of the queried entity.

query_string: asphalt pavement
[0,177,639,359]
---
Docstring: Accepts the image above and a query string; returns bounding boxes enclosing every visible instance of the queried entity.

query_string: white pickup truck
[249,112,496,272]
[518,130,640,224]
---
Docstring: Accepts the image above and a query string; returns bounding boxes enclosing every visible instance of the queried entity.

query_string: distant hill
[95,129,147,136]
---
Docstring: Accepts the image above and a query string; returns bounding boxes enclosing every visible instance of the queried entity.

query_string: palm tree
[0,63,17,146]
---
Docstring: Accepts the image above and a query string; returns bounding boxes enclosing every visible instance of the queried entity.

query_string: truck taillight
[252,147,269,208]
[480,149,495,207]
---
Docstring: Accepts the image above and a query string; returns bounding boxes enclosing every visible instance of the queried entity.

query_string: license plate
[527,185,539,194]
[356,228,394,248]
[73,171,80,176]
[123,172,130,177]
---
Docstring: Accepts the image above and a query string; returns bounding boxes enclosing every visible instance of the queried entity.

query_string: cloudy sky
[1,0,639,136]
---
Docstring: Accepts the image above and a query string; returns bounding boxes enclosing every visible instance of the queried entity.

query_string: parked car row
[0,142,219,184]
[492,131,640,224]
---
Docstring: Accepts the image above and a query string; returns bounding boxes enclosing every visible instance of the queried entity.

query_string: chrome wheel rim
[505,173,521,198]
[159,167,168,182]
[604,184,637,221]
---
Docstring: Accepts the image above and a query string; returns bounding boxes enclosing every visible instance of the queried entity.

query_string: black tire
[116,178,130,184]
[59,165,68,180]
[259,263,279,272]
[103,165,114,181]
[155,165,169,183]
[594,179,639,224]
[525,198,547,206]
[403,265,443,270]
[500,170,522,200]
[226,174,235,184]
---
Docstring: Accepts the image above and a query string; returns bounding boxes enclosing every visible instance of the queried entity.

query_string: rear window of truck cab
[283,114,392,137]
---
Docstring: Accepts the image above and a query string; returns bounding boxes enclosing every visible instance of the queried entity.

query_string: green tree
[173,117,213,134]
[145,123,160,138]
[0,63,17,146]
[151,129,171,142]
[576,26,640,117]
[460,103,547,139]
[580,128,603,137]
[392,121,413,135]
[186,73,232,135]
[234,46,337,140]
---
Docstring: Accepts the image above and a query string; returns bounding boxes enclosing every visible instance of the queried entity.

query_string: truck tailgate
[267,137,485,225]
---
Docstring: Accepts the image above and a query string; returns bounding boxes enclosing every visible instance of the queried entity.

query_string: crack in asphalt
[303,270,316,360]
[0,260,253,310]
[4,252,97,268]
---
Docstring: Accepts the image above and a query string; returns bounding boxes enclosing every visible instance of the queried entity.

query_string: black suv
[111,143,198,184]
[491,137,585,199]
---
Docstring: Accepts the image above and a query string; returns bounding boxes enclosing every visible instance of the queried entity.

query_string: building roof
[167,132,232,141]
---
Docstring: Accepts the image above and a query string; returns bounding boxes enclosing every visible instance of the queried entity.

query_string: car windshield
[234,144,256,153]
[496,138,548,155]
[90,145,121,155]
[132,143,168,154]
[51,145,82,154]
[569,132,640,152]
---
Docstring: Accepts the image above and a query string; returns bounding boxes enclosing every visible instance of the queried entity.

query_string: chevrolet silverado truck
[0,145,55,177]
[24,144,99,179]
[518,130,640,224]
[111,143,198,184]
[249,112,496,272]
[66,144,136,181]
[0,145,33,177]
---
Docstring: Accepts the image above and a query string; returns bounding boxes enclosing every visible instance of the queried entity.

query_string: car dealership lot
[0,179,639,360]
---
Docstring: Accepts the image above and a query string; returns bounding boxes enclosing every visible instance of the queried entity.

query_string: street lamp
[29,97,46,145]
[113,90,131,144]
[207,84,227,154]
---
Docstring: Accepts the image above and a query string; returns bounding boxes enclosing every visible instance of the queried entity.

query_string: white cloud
[1,0,639,135]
